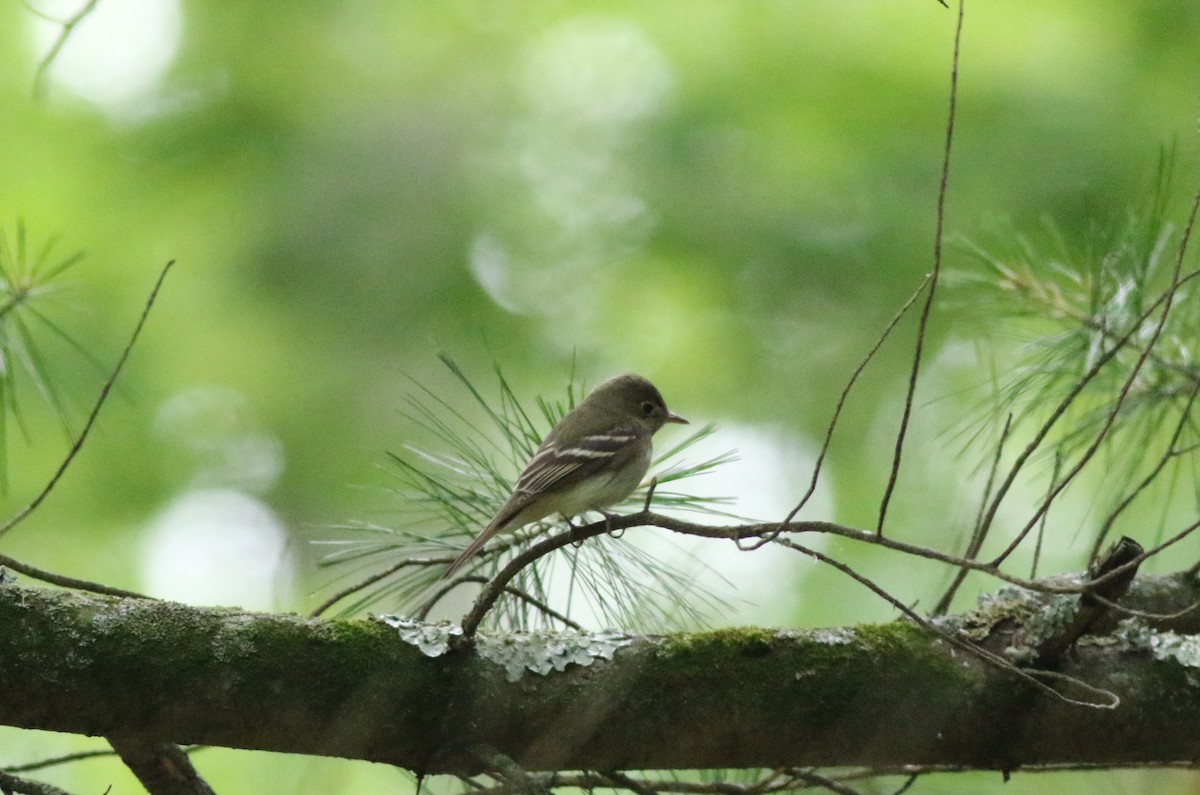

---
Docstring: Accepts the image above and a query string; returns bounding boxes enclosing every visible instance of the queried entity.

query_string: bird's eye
[641,400,656,416]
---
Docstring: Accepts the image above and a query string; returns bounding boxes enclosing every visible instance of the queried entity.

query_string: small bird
[443,374,688,579]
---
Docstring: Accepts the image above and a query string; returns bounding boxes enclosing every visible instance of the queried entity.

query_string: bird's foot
[602,510,625,538]
[564,516,587,547]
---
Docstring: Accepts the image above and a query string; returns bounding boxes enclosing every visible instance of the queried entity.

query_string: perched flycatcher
[443,374,687,578]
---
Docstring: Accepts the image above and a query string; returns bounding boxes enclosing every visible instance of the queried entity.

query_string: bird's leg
[564,515,587,547]
[641,477,659,512]
[601,510,625,538]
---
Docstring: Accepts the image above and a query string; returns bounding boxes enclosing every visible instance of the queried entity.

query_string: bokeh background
[2,1,1199,793]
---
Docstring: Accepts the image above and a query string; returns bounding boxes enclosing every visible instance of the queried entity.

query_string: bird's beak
[665,411,689,425]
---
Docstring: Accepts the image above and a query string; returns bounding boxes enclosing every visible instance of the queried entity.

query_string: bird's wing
[441,425,645,580]
[513,425,643,498]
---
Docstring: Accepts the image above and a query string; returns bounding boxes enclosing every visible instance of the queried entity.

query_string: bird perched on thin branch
[443,374,688,579]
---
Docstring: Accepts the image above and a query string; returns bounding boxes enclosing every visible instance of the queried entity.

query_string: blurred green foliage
[1,1,1199,792]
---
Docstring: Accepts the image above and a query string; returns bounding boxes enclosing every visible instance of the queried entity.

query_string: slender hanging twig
[31,0,102,102]
[876,0,965,536]
[0,260,176,541]
[779,275,931,531]
[933,412,1012,615]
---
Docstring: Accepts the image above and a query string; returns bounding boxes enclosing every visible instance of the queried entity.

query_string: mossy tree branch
[3,575,1200,776]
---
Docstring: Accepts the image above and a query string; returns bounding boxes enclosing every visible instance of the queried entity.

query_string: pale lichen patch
[378,615,632,680]
[1117,618,1200,666]
[477,629,632,681]
[379,615,462,656]
[810,627,855,645]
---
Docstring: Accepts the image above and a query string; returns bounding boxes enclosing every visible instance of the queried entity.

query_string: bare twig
[1,747,115,773]
[0,260,176,541]
[933,412,1012,615]
[991,193,1200,567]
[641,476,658,512]
[417,575,583,629]
[106,737,214,795]
[448,505,1127,702]
[779,274,932,534]
[0,770,76,795]
[457,521,613,640]
[1076,589,1200,622]
[601,770,662,795]
[975,266,1200,557]
[472,745,550,795]
[474,769,858,795]
[1030,451,1062,581]
[876,0,965,536]
[1077,516,1200,594]
[790,770,865,795]
[773,538,1119,710]
[311,558,439,617]
[31,0,102,102]
[447,507,1200,641]
[0,551,148,599]
[445,757,1200,795]
[1088,380,1200,563]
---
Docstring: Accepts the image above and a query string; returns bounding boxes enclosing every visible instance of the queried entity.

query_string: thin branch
[641,476,658,512]
[452,506,1127,705]
[475,770,868,795]
[933,412,1012,615]
[0,770,76,795]
[975,266,1200,552]
[1030,450,1062,581]
[1089,380,1200,563]
[705,511,1199,595]
[991,191,1200,566]
[457,520,622,641]
[471,745,550,795]
[311,557,436,617]
[0,260,176,541]
[790,771,865,795]
[781,274,931,531]
[0,551,148,599]
[106,737,214,795]
[601,770,664,795]
[1,747,115,774]
[444,512,1054,641]
[772,538,1118,710]
[1080,589,1200,622]
[418,575,583,629]
[875,0,965,536]
[31,0,102,102]
[1046,514,1200,595]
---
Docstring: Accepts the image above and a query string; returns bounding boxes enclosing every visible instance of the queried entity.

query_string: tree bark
[2,577,1199,774]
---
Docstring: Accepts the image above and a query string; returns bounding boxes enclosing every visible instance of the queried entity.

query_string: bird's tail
[441,520,500,580]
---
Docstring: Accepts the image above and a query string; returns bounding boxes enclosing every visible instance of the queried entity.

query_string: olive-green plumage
[443,374,687,578]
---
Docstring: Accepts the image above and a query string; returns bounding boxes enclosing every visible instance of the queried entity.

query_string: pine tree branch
[4,574,1200,775]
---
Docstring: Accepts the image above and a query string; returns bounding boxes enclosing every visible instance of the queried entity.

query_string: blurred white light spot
[469,232,523,314]
[154,386,284,494]
[673,424,834,625]
[141,489,294,610]
[470,16,674,322]
[521,17,674,127]
[538,422,832,628]
[28,0,182,111]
